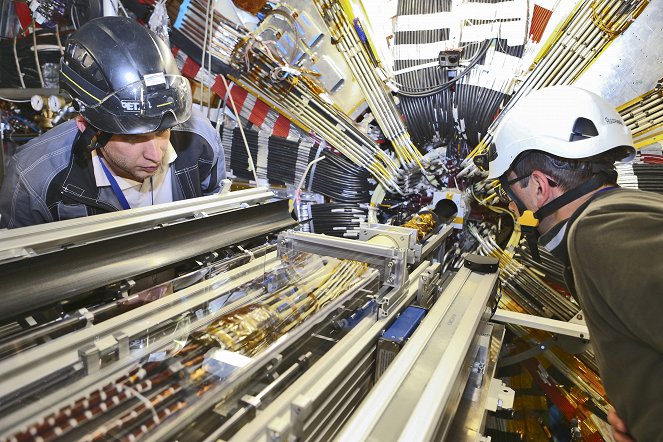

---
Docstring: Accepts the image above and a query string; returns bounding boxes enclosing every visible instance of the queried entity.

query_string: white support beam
[492,309,590,340]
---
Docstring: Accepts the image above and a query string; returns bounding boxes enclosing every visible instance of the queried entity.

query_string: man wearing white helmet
[486,85,663,441]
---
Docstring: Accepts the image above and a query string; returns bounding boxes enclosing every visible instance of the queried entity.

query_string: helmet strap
[74,126,112,152]
[498,175,543,262]
[92,131,113,150]
[501,171,611,263]
[533,172,611,221]
[73,127,113,166]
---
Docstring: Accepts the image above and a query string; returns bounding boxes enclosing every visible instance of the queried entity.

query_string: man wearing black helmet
[0,16,226,228]
[487,85,663,441]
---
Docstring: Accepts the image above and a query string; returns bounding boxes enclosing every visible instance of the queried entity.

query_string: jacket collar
[539,186,620,298]
[60,131,122,212]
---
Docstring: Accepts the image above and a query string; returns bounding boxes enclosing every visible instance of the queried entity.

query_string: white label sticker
[204,349,252,380]
[144,72,167,87]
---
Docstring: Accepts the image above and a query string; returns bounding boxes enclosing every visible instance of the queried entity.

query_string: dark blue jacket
[0,110,225,228]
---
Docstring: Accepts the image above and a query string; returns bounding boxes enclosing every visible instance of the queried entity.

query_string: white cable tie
[307,142,326,192]
[116,384,159,425]
[237,245,255,262]
[392,60,440,76]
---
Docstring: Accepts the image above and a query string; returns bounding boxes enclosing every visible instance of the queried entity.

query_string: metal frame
[358,223,419,264]
[0,192,295,322]
[144,267,381,442]
[225,261,432,442]
[0,252,280,434]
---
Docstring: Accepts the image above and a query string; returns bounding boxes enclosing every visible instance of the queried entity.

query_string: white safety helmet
[487,85,635,180]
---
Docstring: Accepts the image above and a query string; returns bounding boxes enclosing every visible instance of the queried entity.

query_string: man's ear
[75,115,89,133]
[530,170,555,205]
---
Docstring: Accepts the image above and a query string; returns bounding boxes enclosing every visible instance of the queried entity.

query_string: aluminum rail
[0,187,274,262]
[0,192,295,322]
[337,264,499,442]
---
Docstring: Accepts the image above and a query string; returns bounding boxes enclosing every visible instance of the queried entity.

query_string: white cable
[207,0,214,118]
[54,24,63,55]
[200,0,212,111]
[32,25,45,87]
[13,37,26,88]
[219,75,259,185]
[293,155,326,216]
[296,155,326,197]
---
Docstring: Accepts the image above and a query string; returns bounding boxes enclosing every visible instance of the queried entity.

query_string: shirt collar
[92,142,177,190]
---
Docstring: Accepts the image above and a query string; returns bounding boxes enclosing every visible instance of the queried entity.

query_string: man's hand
[607,406,636,442]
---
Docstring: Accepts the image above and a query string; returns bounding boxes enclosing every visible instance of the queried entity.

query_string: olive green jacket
[568,187,663,441]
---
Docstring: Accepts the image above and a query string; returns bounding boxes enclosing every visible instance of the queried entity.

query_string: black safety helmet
[60,16,192,135]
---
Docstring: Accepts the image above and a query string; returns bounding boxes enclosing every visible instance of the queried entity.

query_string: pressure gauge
[49,95,64,112]
[31,95,44,111]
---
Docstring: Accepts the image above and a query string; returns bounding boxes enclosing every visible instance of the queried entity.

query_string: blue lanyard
[99,158,131,210]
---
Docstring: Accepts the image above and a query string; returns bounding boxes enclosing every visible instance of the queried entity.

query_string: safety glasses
[497,174,530,203]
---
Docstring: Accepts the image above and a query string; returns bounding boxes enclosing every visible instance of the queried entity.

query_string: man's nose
[143,139,164,163]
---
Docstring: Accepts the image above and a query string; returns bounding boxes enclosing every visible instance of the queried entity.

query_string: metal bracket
[277,231,407,289]
[568,309,587,325]
[486,379,514,411]
[491,308,590,340]
[266,415,291,442]
[77,332,129,374]
[219,178,232,194]
[290,394,313,440]
[417,262,441,309]
[358,223,420,264]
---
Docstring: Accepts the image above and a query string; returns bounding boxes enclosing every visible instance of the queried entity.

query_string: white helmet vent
[570,117,599,141]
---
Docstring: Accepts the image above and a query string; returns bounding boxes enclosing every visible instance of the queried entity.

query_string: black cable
[397,38,494,97]
[222,125,373,203]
